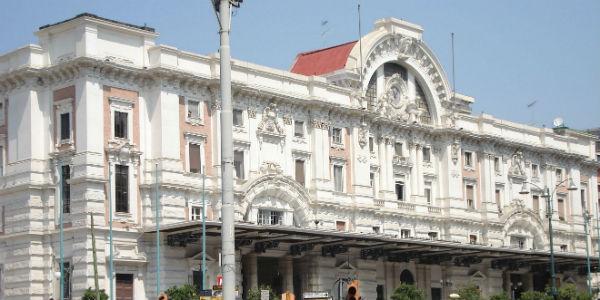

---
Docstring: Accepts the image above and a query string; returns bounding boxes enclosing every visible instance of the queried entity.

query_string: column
[247,254,258,290]
[310,117,330,191]
[281,256,294,294]
[409,143,418,201]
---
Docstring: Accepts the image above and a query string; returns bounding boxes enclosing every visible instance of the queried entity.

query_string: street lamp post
[520,177,578,300]
[584,210,592,295]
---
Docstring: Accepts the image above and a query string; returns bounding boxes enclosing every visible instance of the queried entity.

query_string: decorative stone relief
[451,139,460,165]
[508,150,526,178]
[375,74,424,124]
[311,119,330,130]
[260,161,283,175]
[256,103,285,149]
[248,108,256,119]
[358,123,368,148]
[282,114,292,125]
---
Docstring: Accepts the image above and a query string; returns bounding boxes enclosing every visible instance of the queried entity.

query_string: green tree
[457,284,482,300]
[520,291,552,300]
[165,284,198,300]
[556,284,591,300]
[81,287,109,300]
[489,292,510,300]
[390,283,425,300]
[247,285,280,300]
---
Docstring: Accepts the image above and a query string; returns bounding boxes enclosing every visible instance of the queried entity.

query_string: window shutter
[189,144,201,173]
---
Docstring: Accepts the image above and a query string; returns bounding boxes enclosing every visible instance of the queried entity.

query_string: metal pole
[202,166,207,290]
[546,187,557,300]
[90,212,100,300]
[108,162,114,300]
[58,164,64,300]
[585,212,592,295]
[596,203,600,293]
[218,1,237,300]
[155,162,161,296]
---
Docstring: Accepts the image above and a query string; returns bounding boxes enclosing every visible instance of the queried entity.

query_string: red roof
[290,41,357,76]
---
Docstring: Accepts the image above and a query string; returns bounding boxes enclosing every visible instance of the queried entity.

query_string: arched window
[400,269,415,284]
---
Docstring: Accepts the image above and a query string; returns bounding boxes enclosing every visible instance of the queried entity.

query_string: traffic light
[346,280,360,300]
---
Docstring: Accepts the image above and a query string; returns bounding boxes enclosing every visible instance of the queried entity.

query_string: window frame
[233,150,245,180]
[184,133,207,175]
[332,164,344,193]
[257,209,283,225]
[465,183,476,209]
[294,120,305,138]
[422,146,431,163]
[400,229,411,239]
[114,164,130,213]
[331,127,343,145]
[54,98,74,145]
[395,181,405,201]
[394,142,403,157]
[463,151,473,168]
[232,108,244,127]
[61,165,71,214]
[190,206,203,221]
[185,97,203,124]
[295,159,306,187]
[336,220,346,232]
[109,97,134,142]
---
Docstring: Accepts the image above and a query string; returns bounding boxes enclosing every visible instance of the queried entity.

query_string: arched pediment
[501,208,548,250]
[238,174,314,227]
[342,20,456,127]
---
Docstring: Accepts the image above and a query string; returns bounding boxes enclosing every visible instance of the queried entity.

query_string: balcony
[392,155,412,167]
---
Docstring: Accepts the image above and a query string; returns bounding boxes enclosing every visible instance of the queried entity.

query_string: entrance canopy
[146,221,596,273]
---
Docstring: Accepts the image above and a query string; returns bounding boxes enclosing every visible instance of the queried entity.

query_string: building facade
[0,13,598,300]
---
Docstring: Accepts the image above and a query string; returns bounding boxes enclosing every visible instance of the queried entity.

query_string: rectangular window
[60,112,70,141]
[370,172,375,196]
[494,157,501,173]
[464,152,473,168]
[394,142,403,157]
[333,165,344,192]
[395,181,405,201]
[495,189,501,211]
[424,182,432,204]
[533,195,540,212]
[336,221,346,231]
[560,244,568,252]
[555,168,563,182]
[400,229,411,238]
[532,164,539,178]
[581,189,586,210]
[466,185,475,209]
[428,232,438,240]
[257,209,283,225]
[469,234,477,245]
[187,99,200,119]
[557,198,565,221]
[191,206,202,221]
[234,150,245,179]
[294,121,304,138]
[295,159,305,186]
[114,111,128,139]
[511,236,525,249]
[116,273,134,300]
[422,147,431,163]
[232,109,243,127]
[61,165,71,214]
[63,262,72,300]
[368,137,374,153]
[115,165,129,213]
[372,226,380,234]
[332,128,342,144]
[189,143,201,174]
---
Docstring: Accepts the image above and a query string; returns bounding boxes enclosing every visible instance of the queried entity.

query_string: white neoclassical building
[0,13,598,300]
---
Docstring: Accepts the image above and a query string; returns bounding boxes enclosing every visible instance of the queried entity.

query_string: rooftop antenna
[358,1,364,91]
[527,100,537,126]
[320,19,331,46]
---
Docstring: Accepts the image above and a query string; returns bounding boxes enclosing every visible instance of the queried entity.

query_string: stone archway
[502,209,548,250]
[238,174,314,227]
[400,269,415,285]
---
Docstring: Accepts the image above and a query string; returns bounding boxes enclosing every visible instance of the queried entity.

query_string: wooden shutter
[116,273,134,300]
[189,144,201,173]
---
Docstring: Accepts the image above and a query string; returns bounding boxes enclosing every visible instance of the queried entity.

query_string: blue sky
[1,0,598,130]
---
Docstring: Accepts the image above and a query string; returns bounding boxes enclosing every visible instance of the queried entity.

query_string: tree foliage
[457,284,482,300]
[81,287,108,300]
[247,285,280,300]
[520,291,553,300]
[489,292,510,300]
[165,284,198,300]
[390,283,425,300]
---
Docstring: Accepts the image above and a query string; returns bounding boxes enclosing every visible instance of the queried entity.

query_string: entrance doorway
[257,257,283,295]
[116,273,134,300]
[431,288,442,300]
